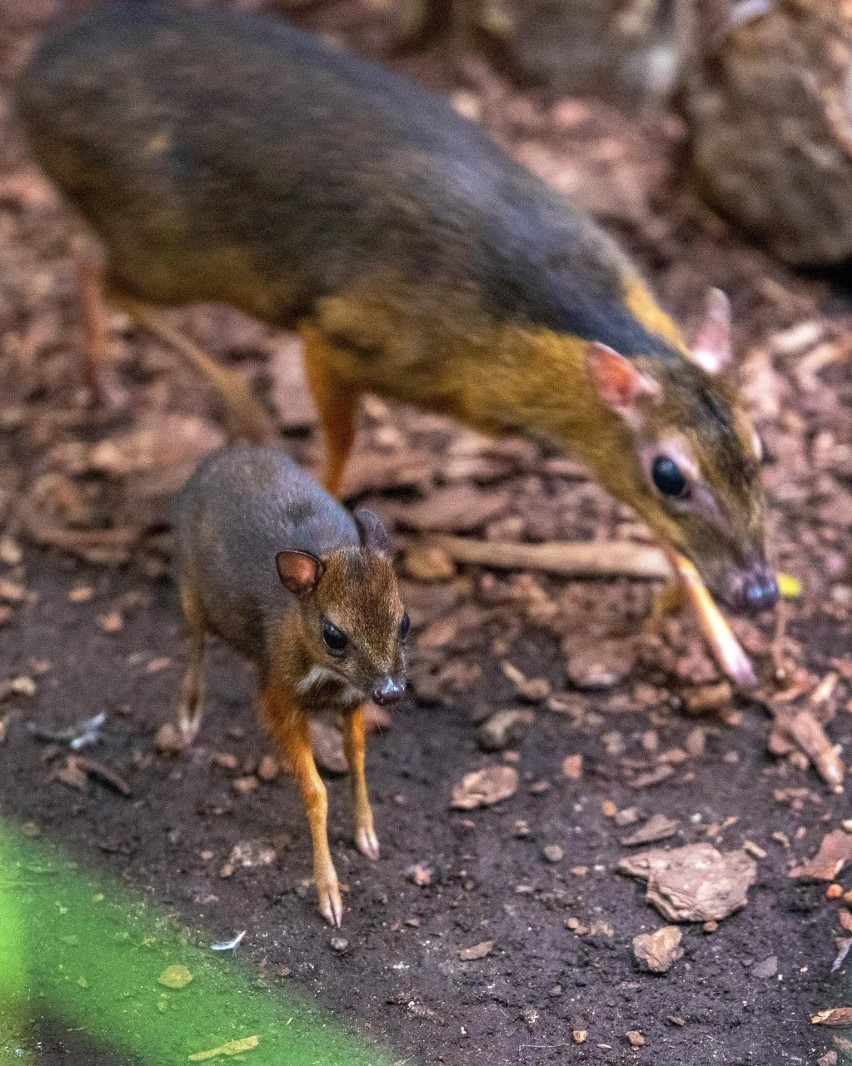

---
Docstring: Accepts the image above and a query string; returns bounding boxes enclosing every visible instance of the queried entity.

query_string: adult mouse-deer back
[18,3,776,640]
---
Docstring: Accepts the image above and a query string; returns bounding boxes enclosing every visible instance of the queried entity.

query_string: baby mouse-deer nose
[372,675,406,706]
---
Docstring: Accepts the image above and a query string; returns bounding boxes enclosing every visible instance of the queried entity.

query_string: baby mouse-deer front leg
[343,706,379,861]
[262,686,343,927]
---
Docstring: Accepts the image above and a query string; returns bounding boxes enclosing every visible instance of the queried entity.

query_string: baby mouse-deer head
[276,508,408,706]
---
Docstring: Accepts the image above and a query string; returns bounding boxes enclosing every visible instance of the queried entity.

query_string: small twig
[427,535,671,580]
[72,755,132,797]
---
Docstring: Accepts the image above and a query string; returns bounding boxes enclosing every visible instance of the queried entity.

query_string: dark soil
[0,2,850,1065]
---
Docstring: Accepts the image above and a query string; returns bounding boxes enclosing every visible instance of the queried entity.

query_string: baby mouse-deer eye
[322,620,349,655]
[399,611,410,639]
[651,455,690,500]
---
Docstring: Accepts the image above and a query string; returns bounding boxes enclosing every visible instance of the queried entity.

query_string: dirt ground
[0,3,850,1065]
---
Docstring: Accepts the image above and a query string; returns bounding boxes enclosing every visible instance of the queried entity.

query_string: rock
[406,862,433,887]
[226,840,277,869]
[562,753,583,781]
[790,830,852,882]
[501,662,551,703]
[632,926,684,973]
[542,844,564,864]
[618,843,757,922]
[621,813,680,847]
[329,936,349,953]
[680,0,852,267]
[458,940,494,961]
[752,955,778,979]
[405,545,456,582]
[476,708,535,751]
[682,682,733,715]
[566,639,636,691]
[626,1031,646,1049]
[256,755,279,781]
[451,765,519,810]
[266,335,318,430]
[154,723,186,755]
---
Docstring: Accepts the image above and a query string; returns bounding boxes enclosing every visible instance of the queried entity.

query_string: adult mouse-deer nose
[372,676,405,705]
[736,564,779,615]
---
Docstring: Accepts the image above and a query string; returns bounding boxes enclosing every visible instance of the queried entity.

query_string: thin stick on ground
[427,535,671,580]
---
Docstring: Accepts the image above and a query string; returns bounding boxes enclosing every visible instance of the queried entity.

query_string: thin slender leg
[646,579,688,632]
[299,322,359,498]
[111,293,277,444]
[72,237,128,411]
[342,706,379,860]
[177,584,206,746]
[262,689,342,926]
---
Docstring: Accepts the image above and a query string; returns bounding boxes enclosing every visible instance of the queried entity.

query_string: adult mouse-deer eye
[399,612,410,639]
[322,620,348,655]
[652,455,690,500]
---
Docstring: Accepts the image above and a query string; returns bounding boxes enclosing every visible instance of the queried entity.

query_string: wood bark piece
[772,707,845,787]
[429,535,671,580]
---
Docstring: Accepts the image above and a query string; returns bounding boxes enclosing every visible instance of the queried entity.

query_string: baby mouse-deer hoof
[355,825,381,861]
[317,871,344,927]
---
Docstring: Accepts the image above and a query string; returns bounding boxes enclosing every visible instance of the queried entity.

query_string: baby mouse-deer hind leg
[343,706,379,860]
[177,583,207,746]
[299,323,360,499]
[109,291,278,445]
[262,687,343,927]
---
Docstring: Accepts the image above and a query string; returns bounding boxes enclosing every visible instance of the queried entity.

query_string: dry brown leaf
[309,719,349,775]
[632,926,684,973]
[451,766,519,810]
[811,1008,852,1027]
[621,813,679,847]
[458,939,494,961]
[619,843,757,922]
[773,709,844,786]
[392,486,511,533]
[790,830,852,882]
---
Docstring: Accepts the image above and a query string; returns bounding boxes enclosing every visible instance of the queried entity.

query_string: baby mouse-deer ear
[585,342,660,430]
[353,508,391,556]
[276,550,326,597]
[690,287,732,376]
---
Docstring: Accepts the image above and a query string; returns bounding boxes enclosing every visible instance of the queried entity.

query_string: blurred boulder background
[387,0,852,269]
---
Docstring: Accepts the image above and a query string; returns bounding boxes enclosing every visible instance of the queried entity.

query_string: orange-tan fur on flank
[18,2,777,632]
[174,445,409,926]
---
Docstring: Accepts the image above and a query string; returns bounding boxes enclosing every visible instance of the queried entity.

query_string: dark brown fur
[18,2,773,613]
[174,445,408,925]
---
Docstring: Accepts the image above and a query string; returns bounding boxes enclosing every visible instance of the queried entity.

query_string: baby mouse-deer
[174,445,409,926]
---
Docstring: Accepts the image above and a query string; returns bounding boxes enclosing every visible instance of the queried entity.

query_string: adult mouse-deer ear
[689,288,732,376]
[353,508,391,556]
[276,550,325,596]
[585,342,660,430]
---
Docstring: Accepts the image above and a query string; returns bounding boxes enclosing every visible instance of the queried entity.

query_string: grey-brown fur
[17,1,675,363]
